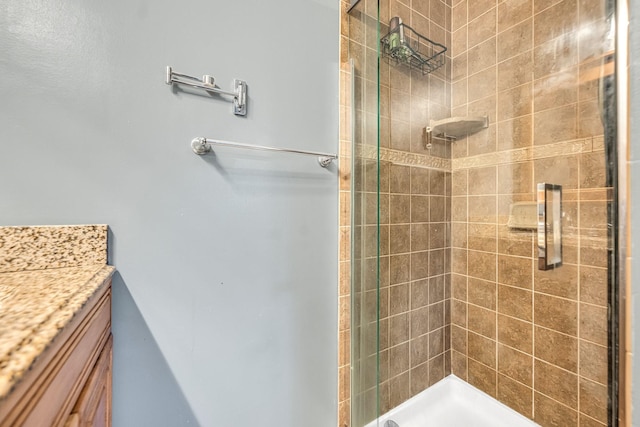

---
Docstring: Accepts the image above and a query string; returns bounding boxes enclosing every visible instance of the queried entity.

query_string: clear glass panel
[349,0,380,426]
[449,0,617,424]
[349,0,618,424]
[377,0,452,416]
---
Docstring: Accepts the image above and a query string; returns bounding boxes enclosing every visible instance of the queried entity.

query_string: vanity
[0,225,114,427]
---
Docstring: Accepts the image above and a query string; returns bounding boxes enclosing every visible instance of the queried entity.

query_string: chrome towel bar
[191,137,337,168]
[166,66,247,116]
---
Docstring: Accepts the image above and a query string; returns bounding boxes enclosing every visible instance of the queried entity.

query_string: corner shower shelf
[428,116,489,139]
[422,116,488,149]
[380,21,447,75]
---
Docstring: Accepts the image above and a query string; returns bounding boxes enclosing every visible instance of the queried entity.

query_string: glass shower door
[349,0,381,426]
[346,0,620,425]
[449,1,618,424]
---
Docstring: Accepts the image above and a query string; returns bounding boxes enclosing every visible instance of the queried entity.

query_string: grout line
[493,4,499,394]
[496,12,531,36]
[529,0,536,414]
[576,108,583,418]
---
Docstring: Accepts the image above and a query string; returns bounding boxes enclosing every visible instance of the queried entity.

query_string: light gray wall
[0,1,339,426]
[631,0,640,424]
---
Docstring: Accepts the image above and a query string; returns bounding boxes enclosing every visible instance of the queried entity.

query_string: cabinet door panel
[19,291,111,427]
[73,335,112,427]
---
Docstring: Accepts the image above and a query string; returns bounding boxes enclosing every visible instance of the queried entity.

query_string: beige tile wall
[377,163,452,414]
[449,0,611,425]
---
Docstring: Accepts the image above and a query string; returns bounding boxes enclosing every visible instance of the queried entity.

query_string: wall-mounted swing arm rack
[422,126,453,150]
[165,66,247,116]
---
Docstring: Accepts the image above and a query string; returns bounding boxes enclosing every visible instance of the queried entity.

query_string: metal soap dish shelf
[380,20,447,75]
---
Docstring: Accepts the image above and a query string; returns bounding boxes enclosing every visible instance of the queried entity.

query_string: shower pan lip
[365,375,540,427]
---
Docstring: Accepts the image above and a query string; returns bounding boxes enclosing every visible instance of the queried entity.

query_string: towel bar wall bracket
[190,137,337,168]
[166,66,247,116]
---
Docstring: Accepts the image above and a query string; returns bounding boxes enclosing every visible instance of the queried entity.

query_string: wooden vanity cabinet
[66,336,112,427]
[0,279,112,427]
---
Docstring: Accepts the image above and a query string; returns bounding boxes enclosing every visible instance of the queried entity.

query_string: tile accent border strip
[355,135,605,173]
[356,144,452,171]
[452,136,605,171]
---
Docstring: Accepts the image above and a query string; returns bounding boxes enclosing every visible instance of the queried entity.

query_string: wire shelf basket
[380,22,447,75]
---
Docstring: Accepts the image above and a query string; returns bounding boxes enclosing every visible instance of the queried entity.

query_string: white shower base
[366,375,539,427]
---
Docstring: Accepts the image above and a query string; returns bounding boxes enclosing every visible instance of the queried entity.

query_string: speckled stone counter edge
[0,225,108,273]
[0,265,115,400]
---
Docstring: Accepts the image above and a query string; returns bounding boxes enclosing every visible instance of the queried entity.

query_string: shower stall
[342,0,621,425]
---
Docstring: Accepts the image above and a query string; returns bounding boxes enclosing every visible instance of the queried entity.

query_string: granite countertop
[0,225,113,400]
